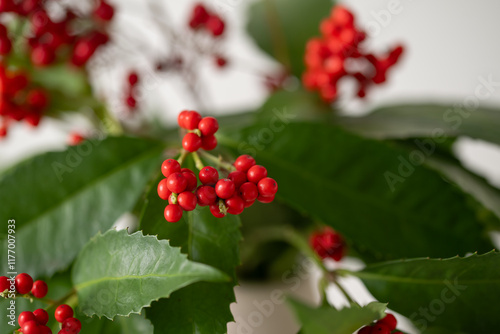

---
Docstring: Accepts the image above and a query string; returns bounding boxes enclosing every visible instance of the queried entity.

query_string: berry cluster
[124,71,140,110]
[309,227,345,261]
[188,3,225,38]
[158,112,278,223]
[358,313,402,334]
[302,5,404,102]
[1,274,81,334]
[0,0,113,67]
[0,65,49,137]
[1,273,48,298]
[178,110,218,152]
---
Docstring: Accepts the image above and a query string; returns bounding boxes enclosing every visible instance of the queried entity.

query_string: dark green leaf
[73,229,228,319]
[247,0,333,76]
[288,299,386,334]
[141,171,241,334]
[0,137,164,277]
[336,103,500,145]
[347,251,500,333]
[80,313,154,334]
[219,122,495,261]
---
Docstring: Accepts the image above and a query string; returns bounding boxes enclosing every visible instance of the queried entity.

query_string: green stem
[332,280,355,304]
[191,152,205,170]
[45,288,77,312]
[198,151,236,172]
[177,149,188,166]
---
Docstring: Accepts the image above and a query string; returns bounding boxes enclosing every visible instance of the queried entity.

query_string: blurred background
[2,1,500,333]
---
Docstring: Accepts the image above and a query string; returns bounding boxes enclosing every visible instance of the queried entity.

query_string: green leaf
[288,300,387,334]
[80,313,154,334]
[0,137,164,277]
[73,229,228,319]
[141,171,242,334]
[347,251,500,333]
[30,64,91,98]
[247,0,333,76]
[336,103,500,145]
[219,122,495,261]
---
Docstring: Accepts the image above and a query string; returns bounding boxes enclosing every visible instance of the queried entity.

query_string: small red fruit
[225,196,245,215]
[371,323,390,334]
[0,276,10,292]
[358,326,372,334]
[18,311,36,327]
[15,273,33,294]
[247,165,267,184]
[234,155,255,172]
[228,171,247,189]
[164,204,183,223]
[62,317,82,333]
[239,182,258,202]
[177,191,197,211]
[215,179,235,199]
[209,203,226,218]
[198,117,219,136]
[181,110,202,130]
[157,178,172,200]
[257,194,274,203]
[182,133,202,152]
[196,185,217,206]
[54,304,74,323]
[182,170,198,191]
[31,280,48,298]
[94,0,115,21]
[161,159,181,178]
[21,320,41,334]
[257,177,278,197]
[201,134,217,151]
[166,172,188,194]
[199,166,219,185]
[33,309,49,325]
[377,314,397,331]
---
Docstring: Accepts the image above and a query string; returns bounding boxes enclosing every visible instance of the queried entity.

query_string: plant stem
[93,103,124,136]
[332,280,355,304]
[191,152,205,170]
[177,149,188,166]
[45,288,77,312]
[198,151,236,172]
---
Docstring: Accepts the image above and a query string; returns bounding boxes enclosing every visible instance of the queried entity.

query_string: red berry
[31,280,48,298]
[199,166,219,185]
[55,304,74,323]
[358,326,372,334]
[177,110,189,128]
[161,159,181,178]
[189,3,209,29]
[257,194,274,203]
[239,182,258,202]
[209,203,226,218]
[164,204,183,223]
[128,72,139,86]
[62,317,81,333]
[201,134,217,151]
[31,44,55,66]
[225,196,245,215]
[215,56,227,68]
[198,117,219,136]
[166,172,187,194]
[181,110,202,130]
[15,273,33,294]
[257,177,278,197]
[182,170,198,191]
[244,200,255,208]
[68,133,85,146]
[126,95,137,108]
[234,155,255,172]
[215,179,235,199]
[182,133,202,152]
[0,276,10,292]
[27,89,49,110]
[371,323,390,334]
[310,227,345,261]
[22,320,41,334]
[195,185,217,206]
[39,326,52,334]
[377,314,397,331]
[177,191,197,211]
[157,178,172,200]
[18,311,36,327]
[206,15,225,37]
[228,171,247,189]
[33,309,49,325]
[94,0,115,21]
[247,165,267,184]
